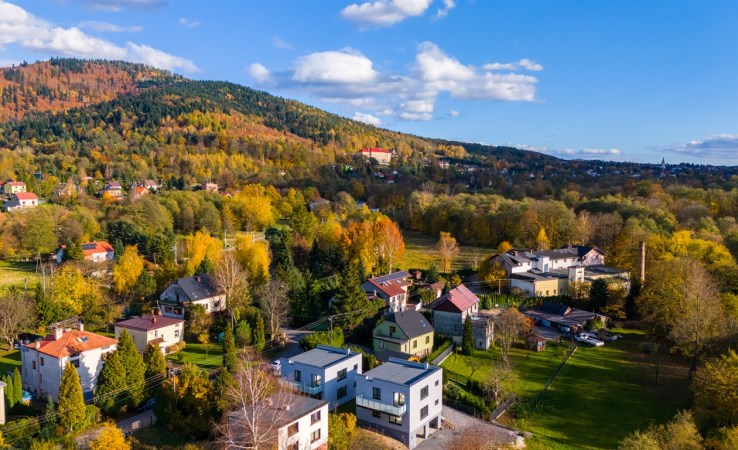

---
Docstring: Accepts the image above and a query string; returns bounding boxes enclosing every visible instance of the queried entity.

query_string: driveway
[416,405,524,449]
[117,409,156,435]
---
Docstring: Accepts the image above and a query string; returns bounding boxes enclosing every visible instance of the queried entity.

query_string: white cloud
[483,58,544,72]
[0,1,198,73]
[272,36,293,50]
[515,144,622,159]
[248,63,272,83]
[341,0,432,27]
[661,135,738,160]
[436,0,455,18]
[292,49,378,84]
[399,111,432,121]
[85,0,167,12]
[449,109,459,117]
[352,112,382,126]
[78,20,143,33]
[178,17,201,28]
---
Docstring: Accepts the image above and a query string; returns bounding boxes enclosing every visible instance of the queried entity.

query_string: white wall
[278,403,328,450]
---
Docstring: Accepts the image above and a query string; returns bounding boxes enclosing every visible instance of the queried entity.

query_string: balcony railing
[356,394,407,416]
[283,380,323,395]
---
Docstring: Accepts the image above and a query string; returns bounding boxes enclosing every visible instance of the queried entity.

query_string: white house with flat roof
[355,358,443,449]
[279,345,362,409]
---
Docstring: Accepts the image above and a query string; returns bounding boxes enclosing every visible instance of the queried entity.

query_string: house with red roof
[361,271,412,313]
[430,284,493,350]
[114,314,184,354]
[54,241,115,264]
[3,180,27,195]
[20,323,117,401]
[4,192,38,211]
[357,147,393,166]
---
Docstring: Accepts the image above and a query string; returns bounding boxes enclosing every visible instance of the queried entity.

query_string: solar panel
[420,320,426,327]
[76,336,89,343]
[81,243,96,250]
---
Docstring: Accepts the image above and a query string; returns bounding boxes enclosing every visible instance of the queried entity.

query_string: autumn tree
[235,235,270,288]
[113,245,144,294]
[58,362,86,432]
[478,256,507,291]
[0,288,35,349]
[156,363,214,439]
[20,207,57,261]
[183,231,222,276]
[483,360,517,405]
[437,231,459,273]
[618,411,702,450]
[90,422,130,450]
[497,241,513,254]
[186,304,213,339]
[372,216,405,274]
[536,227,550,251]
[214,252,249,326]
[494,308,531,364]
[692,350,738,430]
[258,280,289,339]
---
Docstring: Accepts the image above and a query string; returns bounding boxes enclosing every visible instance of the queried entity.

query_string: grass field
[400,230,492,273]
[0,260,39,290]
[166,342,224,369]
[0,349,21,374]
[132,424,194,447]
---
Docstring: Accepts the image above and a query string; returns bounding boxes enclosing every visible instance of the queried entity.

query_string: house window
[294,370,302,382]
[175,330,180,338]
[288,443,299,450]
[72,359,80,368]
[393,392,405,407]
[421,405,429,419]
[32,361,36,370]
[421,386,429,400]
[337,368,347,381]
[425,335,430,344]
[311,374,322,387]
[310,429,321,444]
[287,422,299,437]
[354,364,358,371]
[372,410,381,418]
[337,386,347,399]
[310,410,321,425]
[372,387,381,400]
[413,340,417,349]
[435,399,439,406]
[389,326,396,336]
[389,415,403,425]
[40,357,45,366]
[154,330,158,338]
[435,380,439,386]
[379,341,385,349]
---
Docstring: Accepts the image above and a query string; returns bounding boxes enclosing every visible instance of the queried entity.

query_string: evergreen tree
[235,320,252,347]
[589,279,610,313]
[222,326,236,372]
[253,314,265,351]
[332,262,368,329]
[95,351,126,415]
[64,241,84,262]
[196,255,214,275]
[117,330,146,407]
[39,395,57,440]
[113,239,124,263]
[12,368,22,406]
[3,374,14,409]
[58,362,86,432]
[426,263,440,283]
[462,315,474,355]
[143,343,167,384]
[625,279,641,319]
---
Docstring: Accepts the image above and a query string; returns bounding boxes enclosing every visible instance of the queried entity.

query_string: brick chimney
[78,323,84,332]
[152,316,157,324]
[638,241,646,284]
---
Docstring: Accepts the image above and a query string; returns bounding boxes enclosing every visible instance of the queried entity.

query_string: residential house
[4,192,38,211]
[373,310,434,358]
[20,323,117,401]
[101,181,123,198]
[202,182,219,192]
[3,181,27,195]
[54,241,115,264]
[129,185,149,201]
[430,285,493,350]
[114,314,184,354]
[159,274,226,319]
[131,179,158,191]
[357,147,393,166]
[361,271,412,313]
[522,302,606,334]
[227,394,328,450]
[279,345,362,408]
[308,197,331,212]
[355,358,443,449]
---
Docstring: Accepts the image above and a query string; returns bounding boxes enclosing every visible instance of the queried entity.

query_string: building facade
[361,271,412,313]
[3,181,27,195]
[279,345,362,409]
[114,314,184,354]
[431,284,493,350]
[355,358,443,449]
[4,192,38,211]
[159,274,226,319]
[373,310,434,358]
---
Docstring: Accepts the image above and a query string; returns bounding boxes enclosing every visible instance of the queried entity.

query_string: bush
[300,327,344,351]
[427,337,453,363]
[444,384,493,414]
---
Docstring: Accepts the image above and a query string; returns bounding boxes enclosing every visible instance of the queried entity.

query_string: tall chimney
[638,241,646,284]
[0,380,6,425]
[54,326,64,341]
[78,323,84,332]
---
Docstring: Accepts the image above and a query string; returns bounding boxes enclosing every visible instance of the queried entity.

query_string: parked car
[270,359,281,375]
[137,397,156,412]
[575,332,605,347]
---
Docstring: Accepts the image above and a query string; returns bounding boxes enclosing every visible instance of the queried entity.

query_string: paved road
[273,327,317,361]
[117,409,156,435]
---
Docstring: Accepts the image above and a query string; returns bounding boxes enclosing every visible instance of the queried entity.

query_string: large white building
[21,324,117,401]
[159,274,226,319]
[355,358,443,449]
[279,345,362,409]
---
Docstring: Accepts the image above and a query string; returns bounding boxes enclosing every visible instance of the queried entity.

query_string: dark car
[137,397,156,412]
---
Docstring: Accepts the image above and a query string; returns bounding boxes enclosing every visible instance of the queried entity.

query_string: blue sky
[1,0,737,165]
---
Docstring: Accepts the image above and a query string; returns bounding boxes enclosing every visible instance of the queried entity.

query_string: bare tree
[216,350,297,449]
[494,308,531,364]
[483,360,517,405]
[437,231,459,273]
[215,252,249,326]
[258,280,289,339]
[0,288,35,349]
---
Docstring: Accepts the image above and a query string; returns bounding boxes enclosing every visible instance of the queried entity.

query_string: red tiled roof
[369,279,405,297]
[360,147,391,154]
[81,241,114,256]
[28,330,117,358]
[115,314,183,331]
[432,284,479,313]
[14,192,37,200]
[7,181,26,186]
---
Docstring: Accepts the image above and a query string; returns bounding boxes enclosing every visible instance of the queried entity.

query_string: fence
[431,344,455,366]
[535,345,578,405]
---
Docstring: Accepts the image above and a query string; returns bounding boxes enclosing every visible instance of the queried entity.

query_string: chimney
[34,341,40,349]
[54,326,63,341]
[77,323,84,332]
[152,316,157,324]
[638,241,646,284]
[196,275,201,283]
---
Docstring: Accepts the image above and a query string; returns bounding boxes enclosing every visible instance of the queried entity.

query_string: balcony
[356,394,407,416]
[284,380,323,396]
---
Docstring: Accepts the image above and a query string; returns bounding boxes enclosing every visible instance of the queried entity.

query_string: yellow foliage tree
[437,231,459,273]
[91,422,130,450]
[183,231,223,276]
[497,241,513,254]
[341,221,374,275]
[52,265,95,315]
[113,245,144,293]
[536,227,550,250]
[372,216,405,274]
[235,235,270,287]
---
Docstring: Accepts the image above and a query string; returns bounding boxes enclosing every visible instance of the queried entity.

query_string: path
[416,405,524,449]
[117,409,156,435]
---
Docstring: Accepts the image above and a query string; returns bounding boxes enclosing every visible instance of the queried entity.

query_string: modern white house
[159,274,226,319]
[4,192,38,211]
[21,323,117,401]
[114,314,184,354]
[279,345,362,409]
[361,271,412,313]
[355,358,443,449]
[227,393,328,450]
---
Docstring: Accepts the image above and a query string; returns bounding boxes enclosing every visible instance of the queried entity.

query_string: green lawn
[132,424,194,447]
[0,349,21,374]
[166,342,224,369]
[400,230,492,272]
[0,260,39,290]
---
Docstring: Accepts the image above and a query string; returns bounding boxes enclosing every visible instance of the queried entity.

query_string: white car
[575,333,605,347]
[270,360,281,375]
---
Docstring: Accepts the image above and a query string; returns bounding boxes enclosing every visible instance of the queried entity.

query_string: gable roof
[115,314,183,331]
[283,345,359,369]
[171,274,222,302]
[384,309,433,339]
[13,192,37,201]
[359,147,391,154]
[6,181,26,186]
[28,330,117,358]
[81,241,114,255]
[365,271,411,298]
[432,284,479,313]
